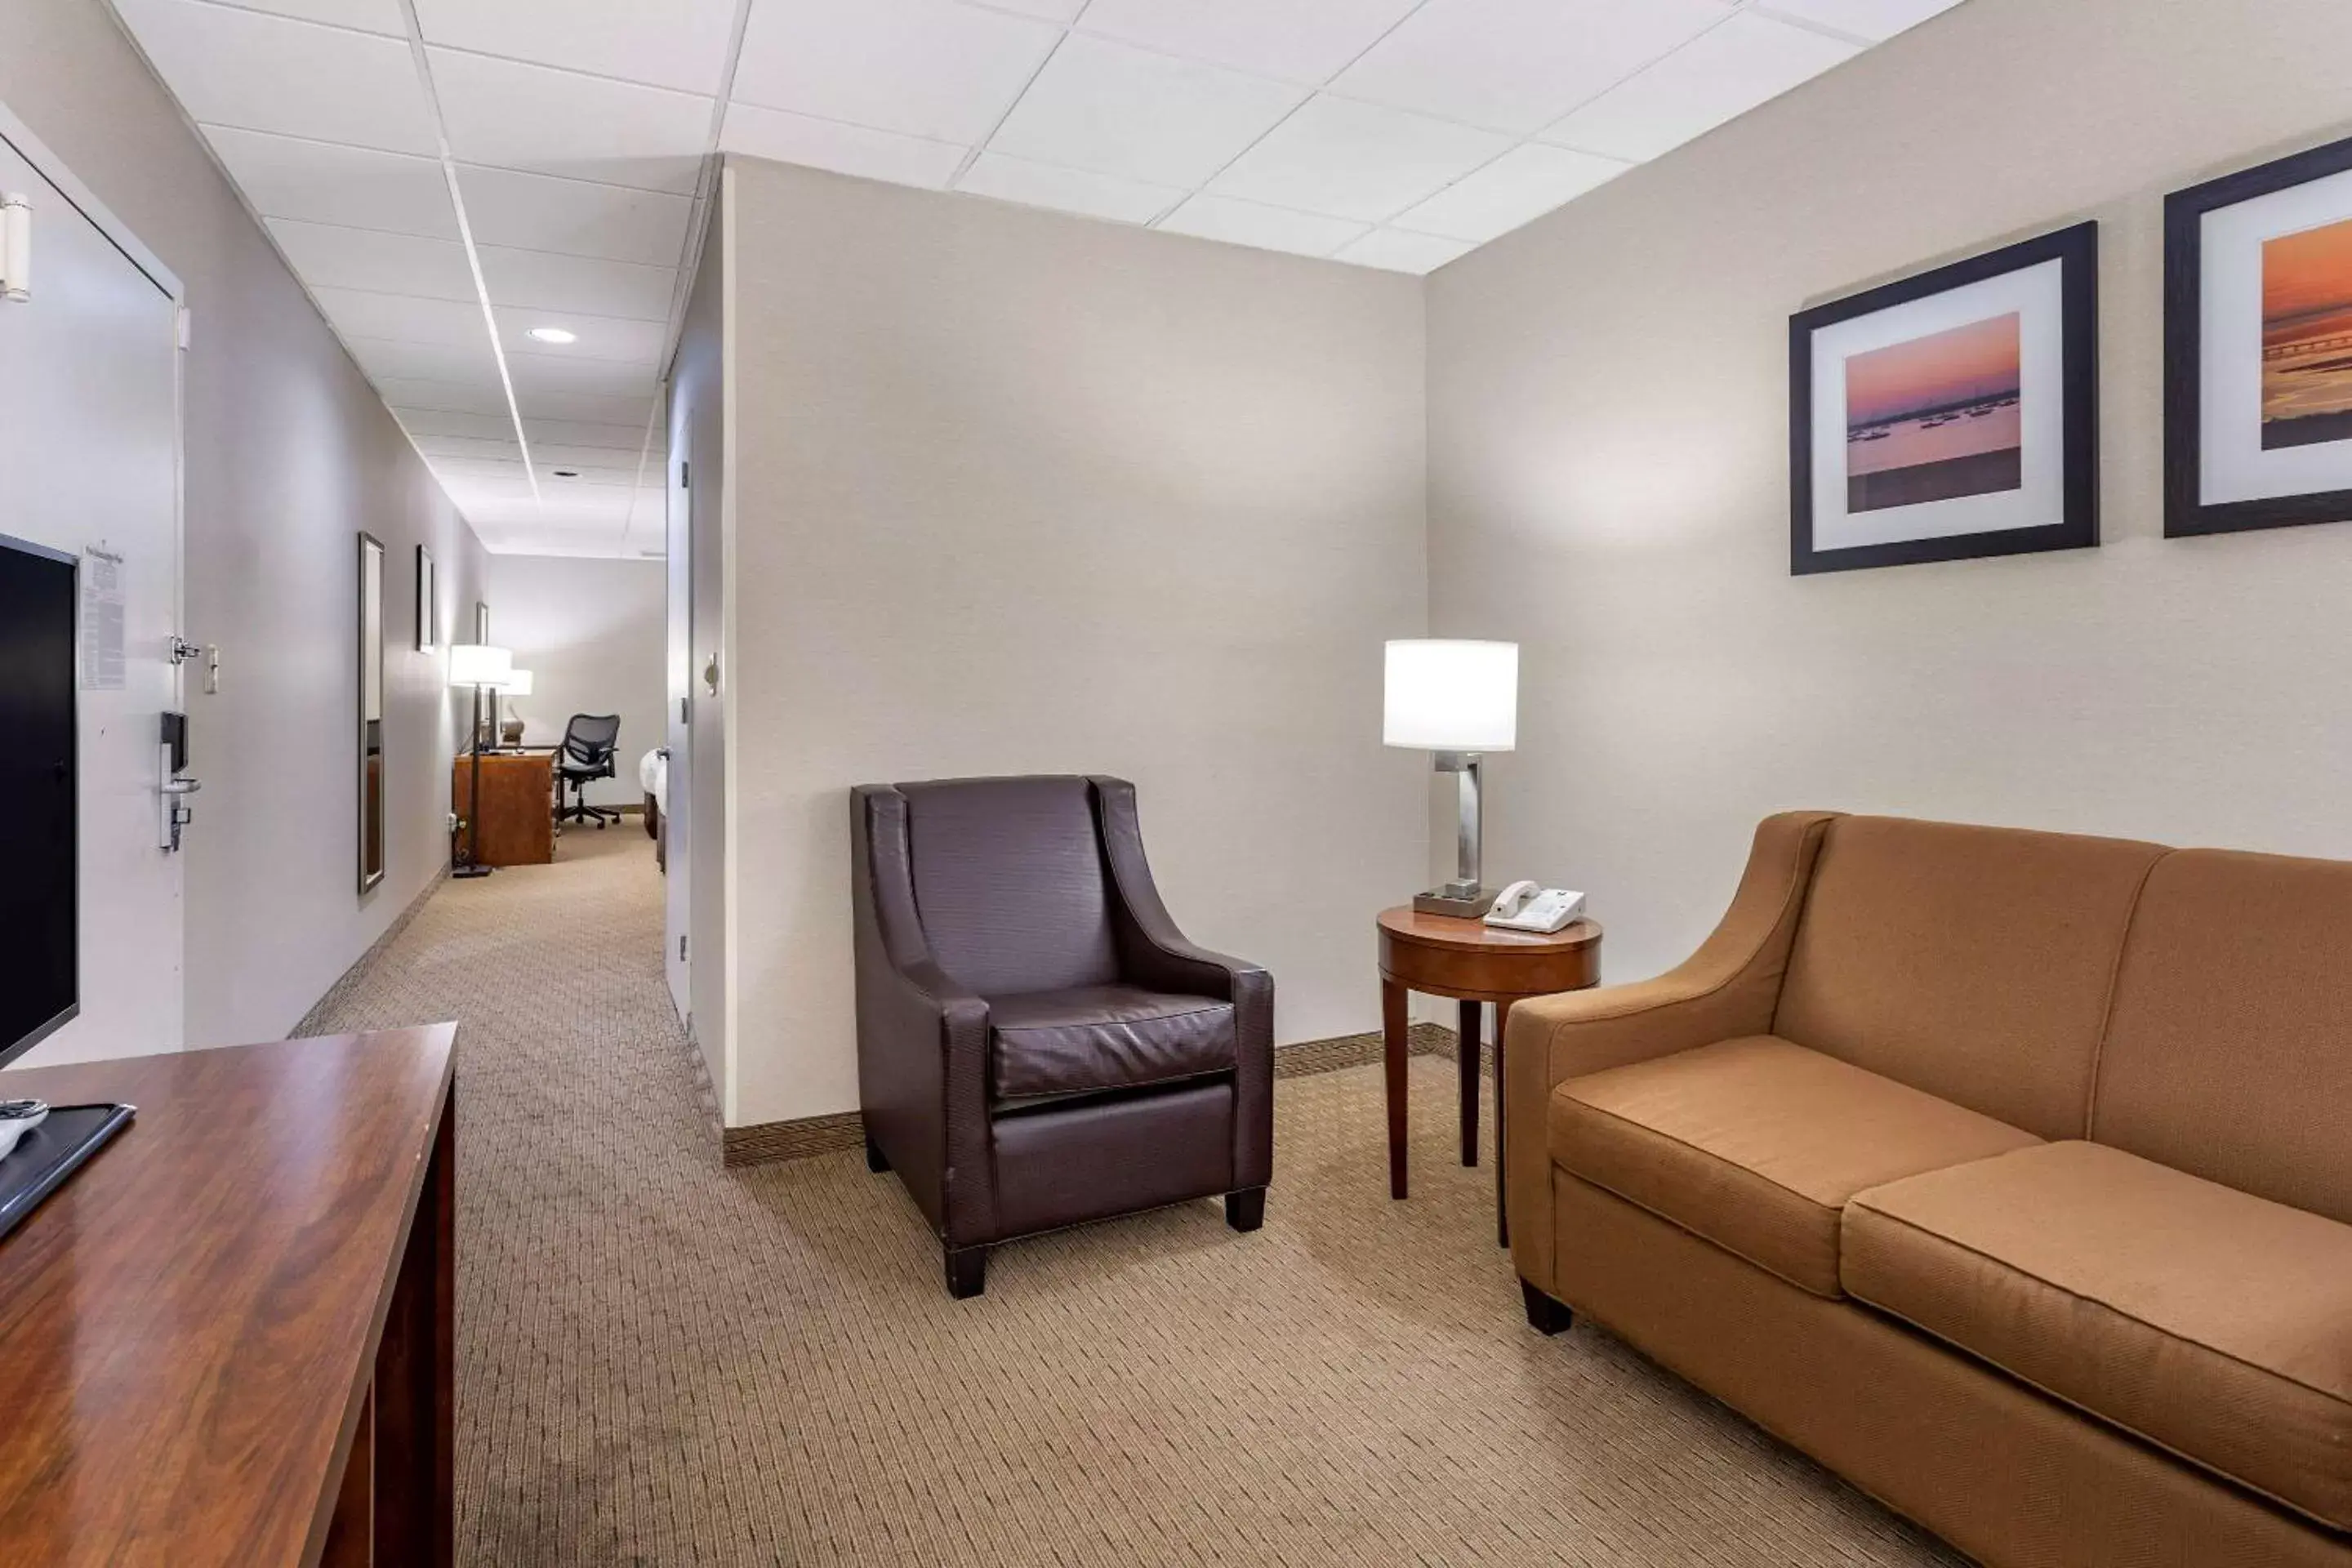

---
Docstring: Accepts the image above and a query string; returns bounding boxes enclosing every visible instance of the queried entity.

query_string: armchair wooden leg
[946,1245,987,1300]
[1521,1278,1574,1336]
[1224,1187,1266,1232]
[864,1135,889,1173]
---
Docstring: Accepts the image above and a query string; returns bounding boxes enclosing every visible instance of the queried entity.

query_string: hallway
[307,830,1949,1567]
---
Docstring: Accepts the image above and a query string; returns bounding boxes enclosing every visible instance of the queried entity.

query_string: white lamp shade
[448,644,511,688]
[497,667,534,696]
[1383,639,1517,752]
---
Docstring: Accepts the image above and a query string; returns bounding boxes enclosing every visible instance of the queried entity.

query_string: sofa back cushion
[898,776,1120,997]
[1775,816,2165,1139]
[2094,849,2352,1225]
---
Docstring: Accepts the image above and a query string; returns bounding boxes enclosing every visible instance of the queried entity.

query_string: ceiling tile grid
[106,0,1967,555]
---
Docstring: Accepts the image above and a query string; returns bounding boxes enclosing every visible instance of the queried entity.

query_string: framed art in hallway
[2166,132,2352,537]
[415,544,436,652]
[1790,222,2098,574]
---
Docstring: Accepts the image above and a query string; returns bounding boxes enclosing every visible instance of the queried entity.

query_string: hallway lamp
[1384,639,1518,918]
[449,643,511,880]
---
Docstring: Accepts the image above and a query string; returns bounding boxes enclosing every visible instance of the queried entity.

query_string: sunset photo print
[1845,312,2022,511]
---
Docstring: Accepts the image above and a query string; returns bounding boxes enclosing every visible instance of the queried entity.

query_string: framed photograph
[2166,134,2352,537]
[1791,222,2098,574]
[415,544,437,651]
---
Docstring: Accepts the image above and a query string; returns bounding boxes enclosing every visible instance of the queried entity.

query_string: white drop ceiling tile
[492,310,668,366]
[478,247,677,323]
[394,407,519,441]
[210,0,406,36]
[1332,0,1733,134]
[990,34,1310,189]
[536,443,652,474]
[719,105,968,191]
[374,376,515,416]
[505,350,660,401]
[412,0,741,96]
[265,218,476,301]
[1391,141,1628,242]
[427,48,712,194]
[206,127,459,238]
[1155,194,1368,259]
[732,0,1062,145]
[112,0,439,153]
[954,153,1181,225]
[1206,94,1510,222]
[512,388,661,426]
[455,166,693,266]
[344,333,500,385]
[1077,0,1423,87]
[523,417,652,451]
[312,287,488,348]
[1332,227,1475,273]
[410,432,524,461]
[982,0,1088,20]
[1543,12,1860,161]
[1754,0,1963,42]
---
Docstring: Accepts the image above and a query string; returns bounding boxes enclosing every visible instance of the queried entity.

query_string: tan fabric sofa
[1505,812,2352,1567]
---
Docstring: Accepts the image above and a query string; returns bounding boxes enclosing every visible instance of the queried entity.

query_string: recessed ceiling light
[527,327,577,345]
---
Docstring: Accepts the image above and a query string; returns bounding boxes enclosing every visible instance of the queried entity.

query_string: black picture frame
[1790,221,2099,575]
[2164,133,2352,538]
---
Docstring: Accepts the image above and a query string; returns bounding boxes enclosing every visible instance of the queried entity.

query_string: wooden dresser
[0,1025,457,1566]
[453,748,554,866]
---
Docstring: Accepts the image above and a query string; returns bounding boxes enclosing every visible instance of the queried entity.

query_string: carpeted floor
[305,827,1962,1567]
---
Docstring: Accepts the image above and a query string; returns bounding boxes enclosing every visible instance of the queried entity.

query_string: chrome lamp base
[1412,751,1494,919]
[1413,881,1495,919]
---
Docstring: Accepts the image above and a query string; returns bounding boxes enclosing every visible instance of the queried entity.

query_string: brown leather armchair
[852,775,1273,1298]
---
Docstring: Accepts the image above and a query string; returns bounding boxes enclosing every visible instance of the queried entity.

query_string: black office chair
[556,714,622,828]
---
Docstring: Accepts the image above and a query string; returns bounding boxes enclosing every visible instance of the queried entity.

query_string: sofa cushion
[1844,1140,2352,1530]
[1549,1036,2039,1297]
[2093,848,2352,1227]
[1774,816,2166,1139]
[989,985,1235,1104]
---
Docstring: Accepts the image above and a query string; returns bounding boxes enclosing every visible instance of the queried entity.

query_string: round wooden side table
[1378,906,1602,1246]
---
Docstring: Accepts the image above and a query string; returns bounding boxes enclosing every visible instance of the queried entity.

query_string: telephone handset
[1484,880,1586,934]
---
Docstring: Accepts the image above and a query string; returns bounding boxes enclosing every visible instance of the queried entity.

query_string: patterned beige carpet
[305,827,1961,1567]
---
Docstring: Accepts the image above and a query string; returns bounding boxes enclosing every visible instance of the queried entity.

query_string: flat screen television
[0,532,78,1065]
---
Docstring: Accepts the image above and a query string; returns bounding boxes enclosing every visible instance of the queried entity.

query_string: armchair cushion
[1551,1035,2038,1297]
[990,985,1236,1105]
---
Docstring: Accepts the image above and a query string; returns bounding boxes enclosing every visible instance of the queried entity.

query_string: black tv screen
[0,534,78,1064]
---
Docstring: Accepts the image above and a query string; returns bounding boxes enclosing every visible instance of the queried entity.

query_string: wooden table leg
[1457,999,1481,1166]
[1383,976,1409,1200]
[1494,1000,1514,1249]
[375,1083,455,1566]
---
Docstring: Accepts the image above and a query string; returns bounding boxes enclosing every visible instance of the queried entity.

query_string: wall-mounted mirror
[359,532,385,894]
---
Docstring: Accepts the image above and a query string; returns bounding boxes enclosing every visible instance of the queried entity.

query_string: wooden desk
[453,748,554,866]
[1378,907,1601,1246]
[0,1025,457,1566]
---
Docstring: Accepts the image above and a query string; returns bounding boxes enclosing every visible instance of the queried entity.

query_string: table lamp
[496,666,532,746]
[1384,639,1517,917]
[448,644,511,879]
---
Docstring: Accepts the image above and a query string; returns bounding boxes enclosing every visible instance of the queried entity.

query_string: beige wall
[2,0,488,1048]
[723,158,1429,1126]
[1426,0,2352,986]
[487,554,667,808]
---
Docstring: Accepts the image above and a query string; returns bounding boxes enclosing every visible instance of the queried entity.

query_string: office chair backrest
[561,713,621,769]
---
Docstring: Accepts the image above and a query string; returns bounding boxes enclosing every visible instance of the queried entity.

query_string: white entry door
[663,411,693,1025]
[0,118,185,1067]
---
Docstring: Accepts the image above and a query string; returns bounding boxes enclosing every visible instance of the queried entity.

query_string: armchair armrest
[1506,810,1839,1289]
[1090,776,1274,1192]
[852,786,996,1245]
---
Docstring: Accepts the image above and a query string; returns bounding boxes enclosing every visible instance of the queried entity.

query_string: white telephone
[1484,880,1586,934]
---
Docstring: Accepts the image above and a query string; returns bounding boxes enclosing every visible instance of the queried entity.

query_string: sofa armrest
[1506,809,1839,1291]
[852,786,996,1245]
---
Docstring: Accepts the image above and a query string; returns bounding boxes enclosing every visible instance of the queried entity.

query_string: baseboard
[718,1021,1462,1169]
[291,863,450,1039]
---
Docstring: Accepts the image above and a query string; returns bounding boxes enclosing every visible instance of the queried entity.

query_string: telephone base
[1412,884,1496,919]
